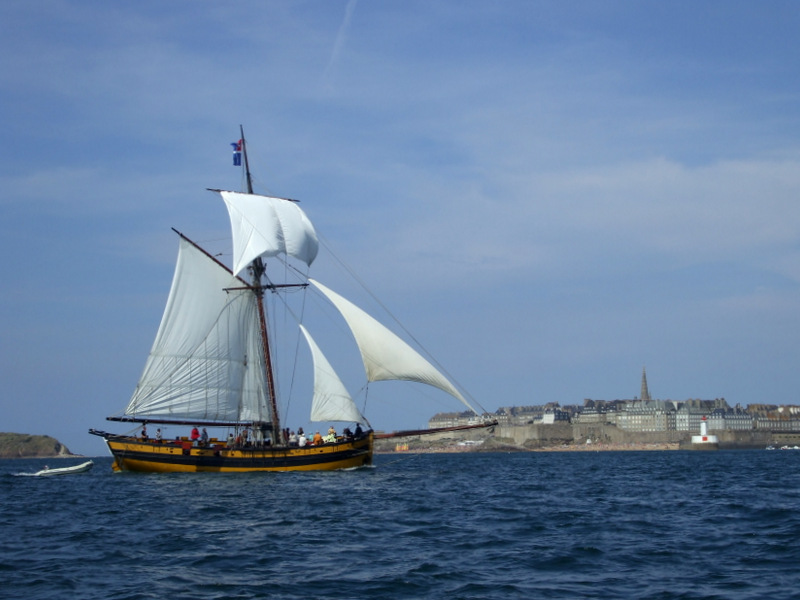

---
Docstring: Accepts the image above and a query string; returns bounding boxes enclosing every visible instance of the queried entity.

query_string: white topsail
[219,190,319,277]
[309,279,479,415]
[125,238,271,422]
[300,325,366,424]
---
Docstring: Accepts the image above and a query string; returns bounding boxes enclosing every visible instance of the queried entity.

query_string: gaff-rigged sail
[124,237,271,423]
[299,325,366,424]
[309,279,479,415]
[219,190,319,277]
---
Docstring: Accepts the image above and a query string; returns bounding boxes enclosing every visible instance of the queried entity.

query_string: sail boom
[106,416,268,428]
[374,420,498,440]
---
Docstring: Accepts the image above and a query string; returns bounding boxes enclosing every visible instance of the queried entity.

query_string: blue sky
[2,1,800,456]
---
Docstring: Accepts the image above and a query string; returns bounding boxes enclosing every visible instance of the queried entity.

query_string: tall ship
[90,128,492,472]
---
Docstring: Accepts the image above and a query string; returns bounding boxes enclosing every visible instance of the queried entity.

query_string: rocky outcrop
[0,433,75,458]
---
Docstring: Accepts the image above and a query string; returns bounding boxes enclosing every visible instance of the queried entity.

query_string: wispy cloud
[322,0,358,91]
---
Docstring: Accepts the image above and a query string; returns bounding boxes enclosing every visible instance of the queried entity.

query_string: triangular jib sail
[299,325,366,424]
[309,279,479,415]
[124,237,271,423]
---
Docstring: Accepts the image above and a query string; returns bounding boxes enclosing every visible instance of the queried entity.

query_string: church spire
[640,367,651,403]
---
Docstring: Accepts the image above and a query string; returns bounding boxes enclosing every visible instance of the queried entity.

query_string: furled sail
[125,237,271,423]
[299,325,366,424]
[218,191,319,277]
[309,279,479,414]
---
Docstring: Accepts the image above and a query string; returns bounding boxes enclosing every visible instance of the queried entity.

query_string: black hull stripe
[113,447,370,469]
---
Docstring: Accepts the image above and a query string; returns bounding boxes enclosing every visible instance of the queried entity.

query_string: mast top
[240,125,254,194]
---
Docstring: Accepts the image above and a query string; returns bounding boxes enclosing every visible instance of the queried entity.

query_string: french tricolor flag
[231,140,242,166]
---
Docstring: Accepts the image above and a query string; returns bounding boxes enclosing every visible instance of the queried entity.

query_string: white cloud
[344,153,800,294]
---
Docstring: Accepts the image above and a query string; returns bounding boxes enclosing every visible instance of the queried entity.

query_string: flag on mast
[231,140,242,166]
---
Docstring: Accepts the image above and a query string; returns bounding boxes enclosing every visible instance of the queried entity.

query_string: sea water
[1,450,799,599]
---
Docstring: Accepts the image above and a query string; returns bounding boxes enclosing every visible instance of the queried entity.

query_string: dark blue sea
[2,450,799,599]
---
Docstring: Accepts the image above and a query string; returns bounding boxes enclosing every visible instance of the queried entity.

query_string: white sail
[309,279,478,414]
[219,190,319,277]
[124,237,271,423]
[299,325,365,424]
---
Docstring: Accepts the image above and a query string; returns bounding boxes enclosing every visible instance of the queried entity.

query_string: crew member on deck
[141,425,148,440]
[190,426,200,444]
[155,428,162,443]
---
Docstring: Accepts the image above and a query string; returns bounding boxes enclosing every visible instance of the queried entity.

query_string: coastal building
[575,399,626,426]
[618,400,675,432]
[675,400,728,431]
[428,411,472,428]
[574,405,605,424]
[496,405,548,425]
[536,408,570,424]
[753,410,800,431]
[707,407,753,431]
[428,410,497,429]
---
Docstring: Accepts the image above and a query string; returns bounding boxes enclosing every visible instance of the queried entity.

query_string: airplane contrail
[323,0,358,88]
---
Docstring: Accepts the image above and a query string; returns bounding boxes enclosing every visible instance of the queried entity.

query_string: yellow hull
[100,433,373,473]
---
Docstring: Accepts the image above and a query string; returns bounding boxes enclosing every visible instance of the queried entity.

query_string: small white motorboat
[33,460,94,476]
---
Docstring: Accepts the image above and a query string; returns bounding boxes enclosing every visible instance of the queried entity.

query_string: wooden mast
[239,126,283,444]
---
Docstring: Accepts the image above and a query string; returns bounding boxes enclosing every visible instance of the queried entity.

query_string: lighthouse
[690,416,719,450]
